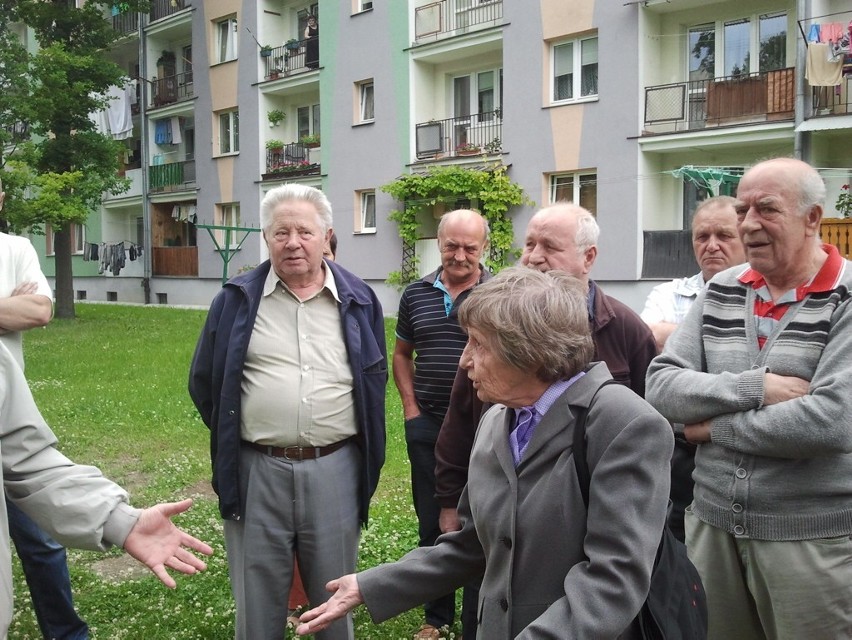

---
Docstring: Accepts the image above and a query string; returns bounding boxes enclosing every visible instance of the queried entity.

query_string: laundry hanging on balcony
[669,166,743,197]
[89,77,135,140]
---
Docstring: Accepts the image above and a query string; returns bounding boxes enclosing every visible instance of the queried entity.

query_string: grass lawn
[12,303,461,639]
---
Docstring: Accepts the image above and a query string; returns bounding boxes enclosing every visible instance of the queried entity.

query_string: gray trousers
[225,441,361,640]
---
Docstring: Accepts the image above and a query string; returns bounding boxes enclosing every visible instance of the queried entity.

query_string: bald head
[437,209,489,287]
[520,204,599,282]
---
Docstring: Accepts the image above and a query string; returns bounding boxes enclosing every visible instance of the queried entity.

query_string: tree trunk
[52,226,76,319]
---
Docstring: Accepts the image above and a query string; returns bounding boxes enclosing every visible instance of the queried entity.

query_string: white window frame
[548,171,597,214]
[297,104,321,140]
[45,223,85,256]
[452,68,503,119]
[218,110,239,155]
[358,80,375,123]
[686,12,787,79]
[215,202,241,248]
[551,35,598,104]
[216,16,238,64]
[355,190,376,234]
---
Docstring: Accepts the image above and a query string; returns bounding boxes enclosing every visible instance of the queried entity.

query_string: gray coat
[359,363,673,639]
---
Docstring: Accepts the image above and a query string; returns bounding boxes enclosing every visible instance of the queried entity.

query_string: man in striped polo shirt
[393,209,490,640]
[647,158,852,640]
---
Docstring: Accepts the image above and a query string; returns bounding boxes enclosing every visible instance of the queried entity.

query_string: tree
[0,1,146,318]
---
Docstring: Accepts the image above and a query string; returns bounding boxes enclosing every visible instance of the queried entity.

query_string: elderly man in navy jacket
[189,184,387,640]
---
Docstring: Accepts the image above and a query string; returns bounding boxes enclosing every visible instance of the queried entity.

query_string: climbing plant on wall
[381,162,532,287]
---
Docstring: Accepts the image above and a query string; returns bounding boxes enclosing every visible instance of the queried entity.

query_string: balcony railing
[811,74,852,117]
[263,143,321,179]
[111,11,138,36]
[148,71,194,108]
[152,246,198,276]
[643,67,795,135]
[149,159,196,192]
[415,110,502,160]
[414,0,503,43]
[150,0,191,22]
[262,39,318,81]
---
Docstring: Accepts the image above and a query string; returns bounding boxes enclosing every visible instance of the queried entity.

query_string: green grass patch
[11,304,460,639]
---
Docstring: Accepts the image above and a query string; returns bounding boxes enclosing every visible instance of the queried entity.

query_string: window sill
[215,152,240,158]
[549,96,599,107]
[354,229,377,235]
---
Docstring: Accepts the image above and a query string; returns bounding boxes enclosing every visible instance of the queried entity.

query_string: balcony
[152,246,197,276]
[414,0,503,44]
[262,143,321,180]
[643,68,795,135]
[148,71,193,108]
[149,159,196,192]
[262,39,317,81]
[811,74,852,118]
[150,0,192,23]
[110,10,138,36]
[415,110,502,160]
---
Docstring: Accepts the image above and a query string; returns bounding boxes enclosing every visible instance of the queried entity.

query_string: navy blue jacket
[188,259,387,525]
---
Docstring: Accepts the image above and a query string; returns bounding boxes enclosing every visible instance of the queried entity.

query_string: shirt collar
[737,244,845,301]
[517,370,587,421]
[263,260,341,302]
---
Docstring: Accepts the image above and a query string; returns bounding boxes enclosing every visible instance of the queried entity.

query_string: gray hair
[692,195,737,225]
[260,184,333,232]
[436,208,490,243]
[539,202,600,254]
[458,266,594,383]
[797,165,826,214]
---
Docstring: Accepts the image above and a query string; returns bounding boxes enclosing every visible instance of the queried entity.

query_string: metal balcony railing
[812,74,852,117]
[111,11,138,36]
[414,0,503,43]
[148,71,194,108]
[264,143,320,178]
[643,67,795,135]
[415,110,502,160]
[262,38,318,81]
[149,159,196,192]
[150,0,192,22]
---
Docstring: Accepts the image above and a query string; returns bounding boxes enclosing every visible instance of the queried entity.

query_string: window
[453,69,503,118]
[215,203,241,247]
[45,223,85,256]
[218,110,239,155]
[355,191,376,233]
[358,81,374,122]
[552,36,598,103]
[182,44,193,84]
[297,104,320,141]
[216,16,238,63]
[687,13,786,79]
[549,172,597,214]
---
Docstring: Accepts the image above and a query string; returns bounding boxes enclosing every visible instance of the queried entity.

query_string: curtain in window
[554,43,573,100]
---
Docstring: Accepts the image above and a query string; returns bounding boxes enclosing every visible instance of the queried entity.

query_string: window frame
[218,110,239,156]
[355,190,377,234]
[45,223,85,256]
[216,16,238,64]
[358,80,375,123]
[215,202,241,248]
[551,34,598,104]
[548,171,597,214]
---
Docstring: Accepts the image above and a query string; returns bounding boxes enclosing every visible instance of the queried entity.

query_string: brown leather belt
[244,437,353,461]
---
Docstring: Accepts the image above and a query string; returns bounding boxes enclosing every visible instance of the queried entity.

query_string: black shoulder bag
[572,382,708,640]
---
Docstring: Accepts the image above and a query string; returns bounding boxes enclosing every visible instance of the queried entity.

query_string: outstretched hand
[122,498,213,588]
[296,574,363,636]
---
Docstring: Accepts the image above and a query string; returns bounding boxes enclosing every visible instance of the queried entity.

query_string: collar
[262,261,341,302]
[527,371,587,419]
[673,272,705,297]
[737,244,845,301]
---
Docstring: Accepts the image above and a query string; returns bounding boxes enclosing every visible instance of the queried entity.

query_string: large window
[355,190,376,233]
[45,223,85,256]
[552,35,598,103]
[688,13,786,79]
[297,104,320,141]
[215,203,240,247]
[218,110,239,155]
[358,80,374,123]
[216,16,238,63]
[549,172,597,214]
[453,69,503,118]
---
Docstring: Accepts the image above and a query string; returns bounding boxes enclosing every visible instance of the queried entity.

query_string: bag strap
[572,378,618,510]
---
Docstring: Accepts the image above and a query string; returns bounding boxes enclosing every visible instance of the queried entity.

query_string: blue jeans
[7,500,89,640]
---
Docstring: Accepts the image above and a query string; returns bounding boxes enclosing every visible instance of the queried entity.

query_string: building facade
[18,0,852,311]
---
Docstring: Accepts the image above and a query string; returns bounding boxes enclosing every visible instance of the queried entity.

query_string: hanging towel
[806,43,843,86]
[170,116,182,145]
[106,80,133,140]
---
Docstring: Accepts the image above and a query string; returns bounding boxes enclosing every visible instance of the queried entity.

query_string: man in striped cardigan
[646,157,852,640]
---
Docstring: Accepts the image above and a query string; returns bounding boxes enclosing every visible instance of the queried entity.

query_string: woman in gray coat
[297,267,673,639]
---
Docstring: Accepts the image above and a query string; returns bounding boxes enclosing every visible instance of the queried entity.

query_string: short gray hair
[436,208,490,242]
[797,165,826,215]
[693,195,737,225]
[458,266,593,383]
[539,202,600,254]
[260,184,333,232]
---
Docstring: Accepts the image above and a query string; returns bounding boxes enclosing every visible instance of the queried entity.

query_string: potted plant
[455,142,481,156]
[285,38,301,51]
[267,109,286,127]
[260,45,273,58]
[836,184,852,218]
[300,133,321,148]
[266,139,285,153]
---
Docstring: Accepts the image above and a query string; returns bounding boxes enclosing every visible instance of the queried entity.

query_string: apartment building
[22,0,852,310]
